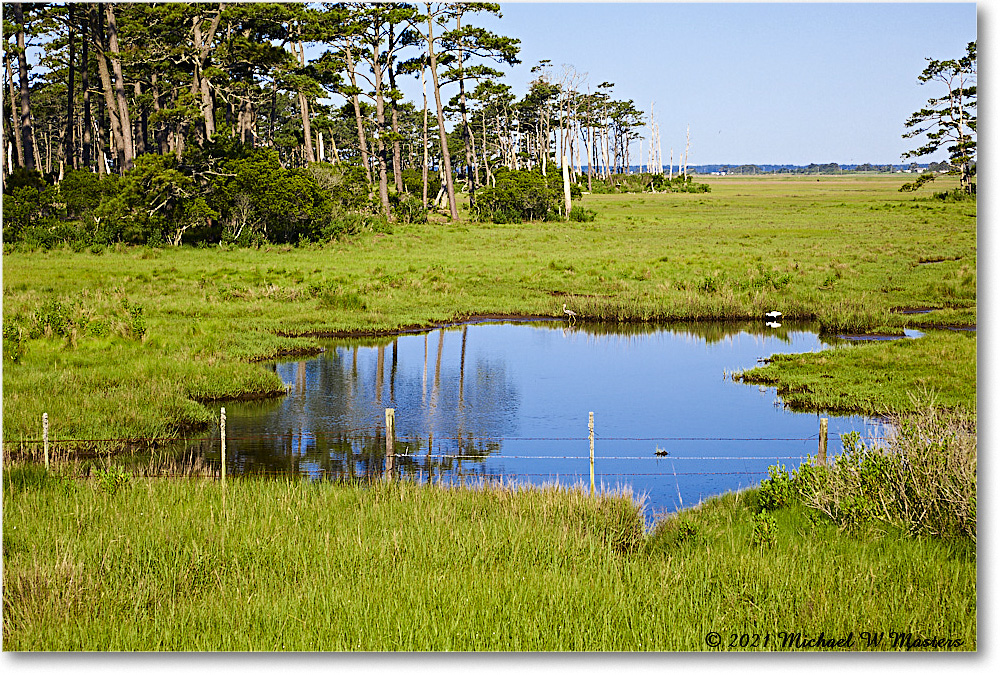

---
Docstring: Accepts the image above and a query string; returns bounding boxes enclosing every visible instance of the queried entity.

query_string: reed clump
[797,402,976,540]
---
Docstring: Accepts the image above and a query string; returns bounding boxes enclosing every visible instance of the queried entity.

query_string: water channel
[190,320,896,518]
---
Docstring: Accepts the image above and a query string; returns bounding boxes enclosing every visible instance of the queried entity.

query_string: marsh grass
[2,174,976,443]
[736,332,975,415]
[2,469,976,651]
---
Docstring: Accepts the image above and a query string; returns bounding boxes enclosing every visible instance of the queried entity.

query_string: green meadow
[2,174,977,651]
[1,174,977,444]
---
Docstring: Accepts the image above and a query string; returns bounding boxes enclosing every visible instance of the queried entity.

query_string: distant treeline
[692,162,959,175]
[616,162,959,175]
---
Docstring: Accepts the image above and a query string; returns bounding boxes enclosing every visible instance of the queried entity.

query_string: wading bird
[765,311,782,320]
[562,303,577,324]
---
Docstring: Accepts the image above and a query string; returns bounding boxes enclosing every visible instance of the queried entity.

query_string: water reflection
[185,320,884,516]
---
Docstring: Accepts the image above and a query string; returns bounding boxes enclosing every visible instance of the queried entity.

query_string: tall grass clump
[798,402,976,539]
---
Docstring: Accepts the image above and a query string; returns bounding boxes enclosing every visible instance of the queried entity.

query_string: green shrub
[58,168,107,217]
[2,169,59,243]
[401,167,441,198]
[213,150,333,245]
[32,299,73,338]
[307,161,373,214]
[474,168,559,222]
[3,318,26,362]
[569,205,597,222]
[122,299,146,339]
[931,187,977,202]
[796,405,976,539]
[751,510,778,548]
[756,464,795,511]
[85,318,110,338]
[94,465,132,496]
[390,192,428,224]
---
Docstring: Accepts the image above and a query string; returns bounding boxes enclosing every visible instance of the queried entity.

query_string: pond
[189,319,891,518]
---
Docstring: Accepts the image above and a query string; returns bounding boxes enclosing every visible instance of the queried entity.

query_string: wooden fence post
[589,412,595,496]
[385,408,395,480]
[43,412,49,470]
[220,407,226,484]
[818,417,828,466]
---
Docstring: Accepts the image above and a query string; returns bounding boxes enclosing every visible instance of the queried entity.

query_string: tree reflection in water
[175,320,875,515]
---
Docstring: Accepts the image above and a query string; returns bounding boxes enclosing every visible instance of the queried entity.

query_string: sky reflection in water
[211,321,884,518]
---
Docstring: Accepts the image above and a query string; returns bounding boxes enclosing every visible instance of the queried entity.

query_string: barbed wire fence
[5,408,893,488]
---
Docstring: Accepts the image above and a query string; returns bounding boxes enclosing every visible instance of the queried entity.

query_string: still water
[200,320,888,517]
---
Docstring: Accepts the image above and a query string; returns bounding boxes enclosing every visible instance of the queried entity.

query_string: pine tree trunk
[94,4,125,172]
[343,45,372,184]
[5,51,25,169]
[481,113,493,187]
[134,81,148,156]
[104,3,134,171]
[426,9,458,220]
[13,3,35,170]
[151,73,168,155]
[421,63,429,208]
[65,4,77,169]
[81,9,92,168]
[455,14,478,209]
[193,8,222,140]
[371,38,391,219]
[296,39,315,164]
[387,24,404,194]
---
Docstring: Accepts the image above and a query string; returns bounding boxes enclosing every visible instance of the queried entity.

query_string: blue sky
[437,1,979,166]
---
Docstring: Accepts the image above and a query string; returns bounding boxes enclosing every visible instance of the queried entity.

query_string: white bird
[562,303,577,323]
[765,311,782,319]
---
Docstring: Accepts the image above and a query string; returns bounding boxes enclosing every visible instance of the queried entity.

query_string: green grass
[1,174,977,652]
[2,467,976,651]
[2,174,976,444]
[736,331,976,416]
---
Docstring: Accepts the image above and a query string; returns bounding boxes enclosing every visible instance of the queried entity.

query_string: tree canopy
[900,41,976,195]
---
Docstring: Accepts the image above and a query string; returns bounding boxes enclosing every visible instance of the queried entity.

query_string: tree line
[3,1,669,248]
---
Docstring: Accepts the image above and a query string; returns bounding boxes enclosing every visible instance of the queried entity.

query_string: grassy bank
[2,174,976,443]
[736,331,976,416]
[2,465,976,651]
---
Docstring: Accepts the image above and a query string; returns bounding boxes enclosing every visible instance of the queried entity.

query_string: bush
[751,510,778,548]
[796,404,976,539]
[390,192,428,224]
[474,168,566,222]
[122,299,147,339]
[2,168,59,243]
[3,318,26,363]
[59,168,108,218]
[569,205,597,222]
[94,465,132,495]
[931,187,977,202]
[755,464,796,511]
[32,298,73,338]
[401,167,441,199]
[211,150,332,244]
[307,161,373,214]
